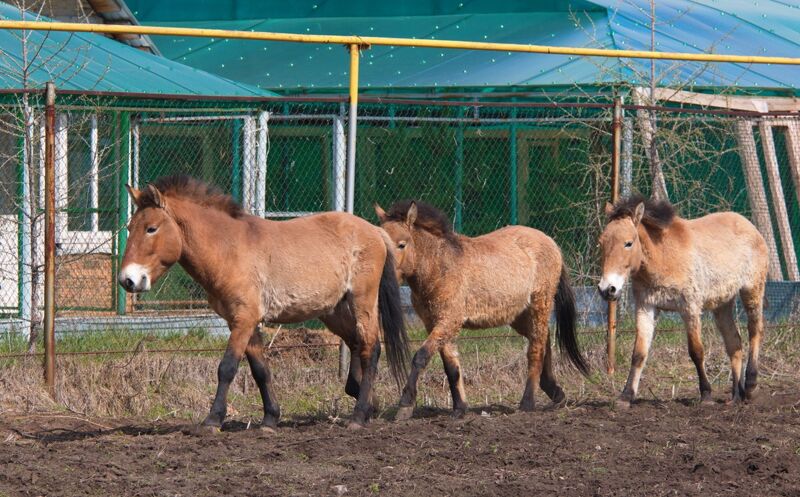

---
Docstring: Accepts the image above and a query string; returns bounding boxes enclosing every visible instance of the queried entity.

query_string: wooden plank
[735,120,783,280]
[758,121,799,280]
[649,87,800,112]
[778,120,800,209]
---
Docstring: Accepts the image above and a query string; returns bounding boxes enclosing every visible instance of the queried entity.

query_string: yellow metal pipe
[2,20,800,65]
[349,44,359,106]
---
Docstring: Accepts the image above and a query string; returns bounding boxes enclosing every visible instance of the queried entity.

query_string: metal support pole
[333,107,346,211]
[43,82,56,398]
[256,111,269,217]
[89,114,99,232]
[454,108,464,232]
[231,119,242,202]
[340,43,361,380]
[116,112,131,315]
[509,106,518,225]
[607,96,622,375]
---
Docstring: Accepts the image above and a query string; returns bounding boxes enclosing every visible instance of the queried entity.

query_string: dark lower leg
[539,340,565,404]
[744,312,763,399]
[245,347,280,428]
[687,326,712,401]
[345,351,362,399]
[440,343,468,415]
[398,344,435,408]
[204,348,241,427]
[351,343,380,426]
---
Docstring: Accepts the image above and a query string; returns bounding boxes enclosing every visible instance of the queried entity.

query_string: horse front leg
[245,329,281,432]
[619,303,656,408]
[684,311,713,404]
[202,317,259,431]
[395,319,460,421]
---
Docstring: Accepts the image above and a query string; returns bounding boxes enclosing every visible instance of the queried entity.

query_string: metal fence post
[116,112,131,315]
[509,106,518,225]
[340,43,361,381]
[454,107,464,232]
[607,96,622,375]
[43,82,56,398]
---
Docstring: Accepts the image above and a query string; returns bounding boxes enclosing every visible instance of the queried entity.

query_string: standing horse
[118,176,409,430]
[597,195,768,406]
[375,200,589,420]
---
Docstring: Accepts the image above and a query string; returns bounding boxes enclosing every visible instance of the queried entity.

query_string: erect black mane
[608,194,676,229]
[384,199,461,248]
[139,175,244,218]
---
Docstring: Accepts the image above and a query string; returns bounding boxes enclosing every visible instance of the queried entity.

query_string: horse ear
[406,202,418,227]
[125,184,142,207]
[604,202,614,216]
[374,203,387,223]
[146,184,167,209]
[633,202,645,226]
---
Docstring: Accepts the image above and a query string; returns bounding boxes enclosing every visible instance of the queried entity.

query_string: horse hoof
[394,406,414,422]
[451,408,467,419]
[185,423,221,436]
[258,424,277,434]
[614,398,632,410]
[347,421,365,431]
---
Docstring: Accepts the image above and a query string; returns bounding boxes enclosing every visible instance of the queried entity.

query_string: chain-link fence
[2,90,800,361]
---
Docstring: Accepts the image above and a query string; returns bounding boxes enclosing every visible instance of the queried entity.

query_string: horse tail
[378,242,411,389]
[554,265,590,376]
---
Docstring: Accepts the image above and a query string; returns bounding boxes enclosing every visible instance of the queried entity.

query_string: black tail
[555,266,590,376]
[378,250,410,389]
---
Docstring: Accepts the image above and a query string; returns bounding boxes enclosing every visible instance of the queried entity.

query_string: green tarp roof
[126,0,800,93]
[0,1,275,96]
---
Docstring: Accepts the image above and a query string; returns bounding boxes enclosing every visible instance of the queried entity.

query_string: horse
[597,195,768,406]
[118,175,410,431]
[375,200,590,420]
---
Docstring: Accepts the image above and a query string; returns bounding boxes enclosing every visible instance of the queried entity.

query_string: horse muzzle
[118,264,152,293]
[598,274,625,301]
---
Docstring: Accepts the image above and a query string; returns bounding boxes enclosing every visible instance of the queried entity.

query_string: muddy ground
[1,382,798,497]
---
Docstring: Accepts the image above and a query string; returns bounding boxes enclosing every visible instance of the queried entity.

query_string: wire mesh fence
[2,90,800,362]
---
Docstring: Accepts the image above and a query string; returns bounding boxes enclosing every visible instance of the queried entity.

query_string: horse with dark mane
[118,175,409,430]
[375,200,589,420]
[598,195,768,406]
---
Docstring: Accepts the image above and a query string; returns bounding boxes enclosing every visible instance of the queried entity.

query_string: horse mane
[608,194,675,230]
[384,200,462,248]
[139,175,245,218]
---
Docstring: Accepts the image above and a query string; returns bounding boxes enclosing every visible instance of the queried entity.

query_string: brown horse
[598,195,768,406]
[375,200,589,420]
[118,176,409,430]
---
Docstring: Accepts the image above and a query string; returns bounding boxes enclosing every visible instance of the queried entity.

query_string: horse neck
[408,230,460,296]
[633,223,667,284]
[170,198,248,294]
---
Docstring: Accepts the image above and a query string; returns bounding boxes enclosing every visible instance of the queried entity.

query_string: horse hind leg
[683,312,713,404]
[440,342,468,418]
[540,338,566,406]
[712,299,745,403]
[740,283,765,400]
[513,301,553,412]
[245,329,281,431]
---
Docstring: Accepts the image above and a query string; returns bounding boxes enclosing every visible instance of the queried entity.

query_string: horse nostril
[125,278,135,290]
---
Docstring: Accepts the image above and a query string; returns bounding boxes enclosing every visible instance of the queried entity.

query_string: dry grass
[1,323,798,423]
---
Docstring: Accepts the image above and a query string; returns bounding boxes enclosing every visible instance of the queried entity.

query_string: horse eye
[624,240,633,248]
[398,241,407,250]
[146,226,158,234]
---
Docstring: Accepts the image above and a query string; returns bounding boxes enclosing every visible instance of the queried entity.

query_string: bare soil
[1,382,798,497]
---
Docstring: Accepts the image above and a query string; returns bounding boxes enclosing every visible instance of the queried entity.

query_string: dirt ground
[1,382,798,497]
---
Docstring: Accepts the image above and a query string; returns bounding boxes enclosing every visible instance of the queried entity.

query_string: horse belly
[463,291,530,329]
[260,276,348,324]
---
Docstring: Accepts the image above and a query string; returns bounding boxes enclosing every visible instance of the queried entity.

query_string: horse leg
[684,312,713,404]
[396,320,459,421]
[440,342,468,418]
[539,338,566,405]
[740,284,765,400]
[349,337,381,429]
[203,318,258,430]
[713,299,745,403]
[244,330,281,432]
[619,303,656,407]
[517,302,550,412]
